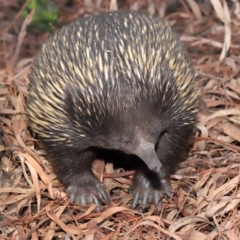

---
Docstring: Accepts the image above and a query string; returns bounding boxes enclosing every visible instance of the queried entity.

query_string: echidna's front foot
[66,173,111,206]
[130,170,172,210]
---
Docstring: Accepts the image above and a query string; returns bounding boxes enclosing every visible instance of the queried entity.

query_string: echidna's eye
[155,130,168,150]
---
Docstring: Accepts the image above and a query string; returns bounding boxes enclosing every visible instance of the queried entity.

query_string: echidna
[27,10,199,208]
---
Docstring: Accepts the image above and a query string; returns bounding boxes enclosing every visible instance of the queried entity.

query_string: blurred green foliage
[22,0,59,33]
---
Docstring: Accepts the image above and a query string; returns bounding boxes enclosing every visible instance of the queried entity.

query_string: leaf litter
[0,0,240,239]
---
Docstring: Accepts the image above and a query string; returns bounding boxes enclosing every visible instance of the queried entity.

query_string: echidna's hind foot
[66,172,111,206]
[129,169,172,210]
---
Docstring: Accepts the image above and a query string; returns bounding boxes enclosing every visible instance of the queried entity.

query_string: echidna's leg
[44,145,111,205]
[155,128,193,194]
[130,167,164,209]
[130,129,192,209]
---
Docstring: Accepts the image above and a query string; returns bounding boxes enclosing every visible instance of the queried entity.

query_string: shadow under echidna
[27,10,199,209]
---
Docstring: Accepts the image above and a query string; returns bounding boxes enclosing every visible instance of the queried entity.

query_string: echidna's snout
[133,137,162,172]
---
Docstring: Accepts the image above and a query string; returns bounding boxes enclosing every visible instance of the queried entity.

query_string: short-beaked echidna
[27,10,199,208]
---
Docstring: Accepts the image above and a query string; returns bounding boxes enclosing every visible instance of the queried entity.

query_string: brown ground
[0,0,240,239]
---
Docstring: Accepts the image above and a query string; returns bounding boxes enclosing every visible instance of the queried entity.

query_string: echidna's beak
[134,137,162,172]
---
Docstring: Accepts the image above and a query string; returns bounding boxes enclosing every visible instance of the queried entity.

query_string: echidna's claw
[67,174,111,206]
[129,169,171,210]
